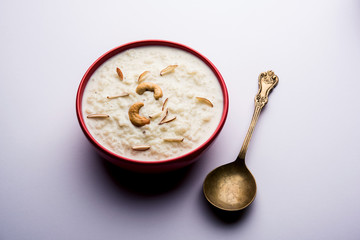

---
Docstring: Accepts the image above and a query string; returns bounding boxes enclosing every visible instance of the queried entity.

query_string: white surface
[1,0,359,239]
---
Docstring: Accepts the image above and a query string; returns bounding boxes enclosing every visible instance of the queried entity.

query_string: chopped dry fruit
[196,97,213,107]
[116,68,124,81]
[138,71,150,83]
[132,145,150,151]
[160,65,178,76]
[159,108,168,123]
[159,116,176,125]
[136,82,163,100]
[128,102,150,127]
[106,93,129,99]
[116,67,124,80]
[163,137,184,142]
[149,111,162,119]
[87,114,110,118]
[162,98,168,111]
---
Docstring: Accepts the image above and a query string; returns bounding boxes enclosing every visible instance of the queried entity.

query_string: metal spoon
[203,70,279,211]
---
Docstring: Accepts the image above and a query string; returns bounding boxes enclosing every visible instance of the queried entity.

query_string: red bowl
[76,40,229,172]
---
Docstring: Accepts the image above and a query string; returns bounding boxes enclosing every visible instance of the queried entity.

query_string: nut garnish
[159,108,168,123]
[107,93,129,99]
[136,82,163,100]
[128,102,150,127]
[87,114,109,118]
[196,97,213,107]
[159,116,176,125]
[149,111,162,119]
[132,145,150,151]
[163,137,184,142]
[138,71,150,83]
[162,98,168,111]
[160,65,178,76]
[116,67,124,81]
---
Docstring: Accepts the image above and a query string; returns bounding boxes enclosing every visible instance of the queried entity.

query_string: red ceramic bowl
[76,40,229,172]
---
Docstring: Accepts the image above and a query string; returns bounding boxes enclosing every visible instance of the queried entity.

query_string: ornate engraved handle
[255,70,279,108]
[237,70,279,161]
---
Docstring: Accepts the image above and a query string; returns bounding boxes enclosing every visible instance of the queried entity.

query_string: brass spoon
[203,70,279,211]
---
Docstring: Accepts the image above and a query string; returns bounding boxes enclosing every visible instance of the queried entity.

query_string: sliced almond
[149,111,162,119]
[116,67,124,80]
[138,71,150,83]
[196,97,213,107]
[163,137,184,142]
[159,108,168,123]
[107,93,129,99]
[87,114,109,118]
[160,65,178,76]
[159,116,176,125]
[162,98,168,111]
[132,145,150,151]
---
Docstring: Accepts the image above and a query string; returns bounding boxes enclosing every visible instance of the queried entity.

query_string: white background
[1,0,359,239]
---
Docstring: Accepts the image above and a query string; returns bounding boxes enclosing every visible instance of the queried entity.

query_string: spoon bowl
[203,70,278,211]
[203,158,257,211]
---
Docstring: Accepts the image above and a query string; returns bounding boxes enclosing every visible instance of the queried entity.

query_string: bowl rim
[76,39,229,166]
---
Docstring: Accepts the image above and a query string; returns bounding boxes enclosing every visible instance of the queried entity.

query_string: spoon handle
[238,70,279,160]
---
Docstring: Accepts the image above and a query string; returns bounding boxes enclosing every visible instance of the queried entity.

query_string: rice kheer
[82,46,224,161]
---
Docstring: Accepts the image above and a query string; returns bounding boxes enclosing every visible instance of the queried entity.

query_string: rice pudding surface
[82,46,224,161]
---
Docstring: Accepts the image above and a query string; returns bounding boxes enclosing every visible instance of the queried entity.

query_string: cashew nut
[135,82,163,100]
[128,102,150,127]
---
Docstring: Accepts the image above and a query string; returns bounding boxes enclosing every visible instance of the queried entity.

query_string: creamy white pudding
[82,46,223,161]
